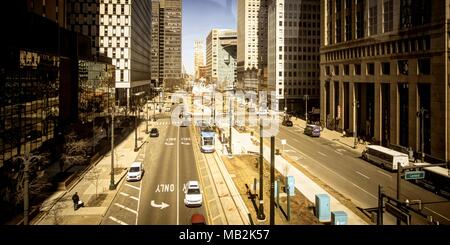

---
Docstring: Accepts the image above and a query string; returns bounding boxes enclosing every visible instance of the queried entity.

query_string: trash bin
[331,211,347,225]
[315,194,331,222]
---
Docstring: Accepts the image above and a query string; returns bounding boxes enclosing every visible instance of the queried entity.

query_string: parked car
[191,213,206,225]
[149,128,159,137]
[127,161,144,181]
[304,124,320,137]
[183,181,203,207]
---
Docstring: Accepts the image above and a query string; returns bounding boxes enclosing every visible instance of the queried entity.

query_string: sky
[182,0,237,75]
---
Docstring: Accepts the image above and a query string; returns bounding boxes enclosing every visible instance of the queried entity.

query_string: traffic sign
[385,202,410,224]
[404,170,425,180]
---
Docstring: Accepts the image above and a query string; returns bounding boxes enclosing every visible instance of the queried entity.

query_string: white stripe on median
[125,183,141,191]
[355,170,370,180]
[108,216,129,225]
[114,203,138,214]
[318,151,327,157]
[119,192,139,201]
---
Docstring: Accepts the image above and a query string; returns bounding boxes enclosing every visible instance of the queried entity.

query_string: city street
[102,114,205,225]
[252,122,450,225]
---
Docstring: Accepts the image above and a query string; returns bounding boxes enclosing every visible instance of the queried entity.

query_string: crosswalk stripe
[108,216,129,225]
[125,183,141,191]
[114,203,138,214]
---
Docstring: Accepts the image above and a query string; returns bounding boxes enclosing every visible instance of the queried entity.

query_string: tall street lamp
[107,107,116,190]
[304,94,309,123]
[417,108,428,162]
[353,100,360,149]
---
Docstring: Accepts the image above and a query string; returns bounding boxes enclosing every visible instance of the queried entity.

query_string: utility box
[315,194,331,222]
[331,211,347,225]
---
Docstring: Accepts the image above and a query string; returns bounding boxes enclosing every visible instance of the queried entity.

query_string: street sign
[281,139,287,145]
[385,202,410,224]
[404,170,425,180]
[286,176,295,196]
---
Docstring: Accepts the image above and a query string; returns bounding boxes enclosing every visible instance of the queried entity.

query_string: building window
[325,66,331,76]
[398,60,409,75]
[355,64,361,75]
[369,0,378,36]
[344,64,349,75]
[418,58,431,75]
[367,63,375,75]
[334,65,339,76]
[383,0,393,33]
[356,0,364,38]
[381,62,390,75]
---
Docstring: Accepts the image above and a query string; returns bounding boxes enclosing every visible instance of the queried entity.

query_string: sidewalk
[229,126,368,225]
[32,121,149,225]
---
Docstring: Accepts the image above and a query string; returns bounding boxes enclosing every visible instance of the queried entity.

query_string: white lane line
[125,183,141,191]
[285,144,378,200]
[424,207,450,222]
[114,203,138,215]
[318,151,327,157]
[355,170,370,180]
[377,170,392,178]
[334,150,344,156]
[119,192,139,201]
[108,216,129,225]
[136,172,142,225]
[176,126,180,225]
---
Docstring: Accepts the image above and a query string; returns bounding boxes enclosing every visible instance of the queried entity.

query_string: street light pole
[417,107,427,162]
[134,105,138,152]
[270,136,275,225]
[304,94,309,123]
[396,162,402,225]
[257,117,266,221]
[353,100,359,149]
[109,107,116,190]
[229,92,232,156]
[146,98,149,134]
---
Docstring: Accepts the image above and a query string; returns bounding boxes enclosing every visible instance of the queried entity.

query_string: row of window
[280,88,319,96]
[325,36,431,62]
[325,59,431,77]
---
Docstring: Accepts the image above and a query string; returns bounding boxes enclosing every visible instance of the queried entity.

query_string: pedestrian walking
[72,192,80,211]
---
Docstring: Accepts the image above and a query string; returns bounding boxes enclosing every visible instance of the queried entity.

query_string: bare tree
[60,132,90,170]
[47,202,67,225]
[85,165,101,198]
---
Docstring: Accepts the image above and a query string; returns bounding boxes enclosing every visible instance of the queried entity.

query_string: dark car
[191,213,206,225]
[149,128,159,137]
[282,119,293,127]
[304,124,320,137]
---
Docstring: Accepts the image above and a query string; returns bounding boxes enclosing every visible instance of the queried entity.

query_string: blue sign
[286,176,295,196]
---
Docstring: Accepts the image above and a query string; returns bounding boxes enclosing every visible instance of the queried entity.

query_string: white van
[127,161,144,181]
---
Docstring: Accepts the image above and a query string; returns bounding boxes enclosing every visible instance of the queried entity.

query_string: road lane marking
[136,175,142,225]
[125,183,141,191]
[318,151,327,157]
[424,207,450,222]
[176,126,180,225]
[334,150,344,156]
[108,216,128,225]
[377,170,392,178]
[285,144,378,200]
[355,171,370,179]
[119,192,139,201]
[114,203,138,215]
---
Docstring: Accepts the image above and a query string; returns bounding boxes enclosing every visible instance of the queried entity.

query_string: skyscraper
[237,0,267,92]
[194,40,205,80]
[151,0,160,87]
[206,29,237,90]
[67,0,154,107]
[158,0,182,90]
[267,0,320,112]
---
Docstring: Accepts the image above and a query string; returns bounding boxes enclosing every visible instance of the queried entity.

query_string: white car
[183,181,203,207]
[127,162,144,181]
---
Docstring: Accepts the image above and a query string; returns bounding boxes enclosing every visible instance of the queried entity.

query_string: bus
[361,145,409,171]
[411,163,450,199]
[200,126,215,153]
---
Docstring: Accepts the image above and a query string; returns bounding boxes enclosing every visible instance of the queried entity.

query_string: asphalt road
[253,123,450,225]
[102,115,205,225]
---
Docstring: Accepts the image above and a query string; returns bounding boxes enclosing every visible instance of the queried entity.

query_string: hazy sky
[182,0,237,75]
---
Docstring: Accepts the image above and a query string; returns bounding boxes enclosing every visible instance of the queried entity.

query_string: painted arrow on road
[151,200,170,210]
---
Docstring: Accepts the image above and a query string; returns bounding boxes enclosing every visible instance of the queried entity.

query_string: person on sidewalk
[72,192,80,211]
